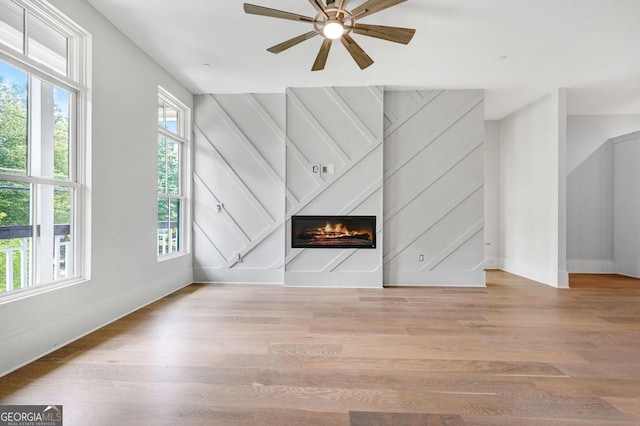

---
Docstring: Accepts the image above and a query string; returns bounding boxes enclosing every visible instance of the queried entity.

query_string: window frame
[0,0,90,300]
[157,86,190,260]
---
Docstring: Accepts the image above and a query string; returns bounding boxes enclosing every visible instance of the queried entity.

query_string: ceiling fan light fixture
[323,20,344,39]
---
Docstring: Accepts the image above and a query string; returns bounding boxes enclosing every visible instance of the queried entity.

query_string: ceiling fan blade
[352,23,415,44]
[308,0,329,18]
[243,3,314,23]
[335,0,347,17]
[268,31,319,54]
[351,0,407,20]
[340,34,374,69]
[312,39,333,71]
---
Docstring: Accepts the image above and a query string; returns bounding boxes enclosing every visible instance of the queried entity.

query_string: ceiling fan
[243,0,416,71]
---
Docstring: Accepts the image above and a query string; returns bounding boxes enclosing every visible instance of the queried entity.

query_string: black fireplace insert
[291,215,376,249]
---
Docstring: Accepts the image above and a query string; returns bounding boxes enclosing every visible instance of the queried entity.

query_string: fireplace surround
[291,215,376,249]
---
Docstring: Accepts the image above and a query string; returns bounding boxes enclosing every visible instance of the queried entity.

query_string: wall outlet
[419,254,424,262]
[216,203,223,213]
[322,164,335,175]
[312,164,320,174]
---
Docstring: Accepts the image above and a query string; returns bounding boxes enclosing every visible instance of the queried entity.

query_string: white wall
[383,90,485,286]
[484,120,500,269]
[285,87,384,288]
[566,142,615,272]
[613,131,640,278]
[567,115,640,174]
[0,0,194,376]
[499,90,569,288]
[566,115,640,272]
[192,94,285,284]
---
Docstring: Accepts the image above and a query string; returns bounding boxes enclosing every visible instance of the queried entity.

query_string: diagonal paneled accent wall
[193,88,485,287]
[285,87,384,288]
[193,93,285,284]
[383,90,486,286]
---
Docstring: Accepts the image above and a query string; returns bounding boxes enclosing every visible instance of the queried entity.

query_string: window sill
[157,251,189,263]
[0,276,89,305]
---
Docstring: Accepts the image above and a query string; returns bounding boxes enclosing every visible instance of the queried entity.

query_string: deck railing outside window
[157,221,179,256]
[0,224,71,293]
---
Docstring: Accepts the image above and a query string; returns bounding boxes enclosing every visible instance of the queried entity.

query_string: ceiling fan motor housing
[314,7,354,40]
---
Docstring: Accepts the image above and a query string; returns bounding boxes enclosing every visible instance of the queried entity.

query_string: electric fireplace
[291,215,376,249]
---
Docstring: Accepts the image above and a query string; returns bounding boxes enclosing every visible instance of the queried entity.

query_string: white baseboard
[384,270,486,287]
[483,257,500,269]
[194,268,284,285]
[567,259,615,273]
[615,269,640,279]
[500,258,569,288]
[284,271,383,288]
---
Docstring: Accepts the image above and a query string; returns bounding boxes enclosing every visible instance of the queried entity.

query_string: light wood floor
[1,271,639,425]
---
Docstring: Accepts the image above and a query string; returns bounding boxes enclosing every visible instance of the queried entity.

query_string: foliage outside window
[0,0,89,296]
[157,88,189,258]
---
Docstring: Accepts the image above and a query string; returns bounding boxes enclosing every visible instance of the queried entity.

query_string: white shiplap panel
[193,93,285,284]
[285,87,383,287]
[383,90,485,287]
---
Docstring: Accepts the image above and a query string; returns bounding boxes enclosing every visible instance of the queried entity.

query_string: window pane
[27,12,67,75]
[30,77,71,180]
[54,186,71,224]
[35,184,73,284]
[53,86,70,180]
[0,61,28,176]
[0,0,24,53]
[0,180,32,293]
[53,186,72,280]
[169,199,180,253]
[0,235,31,293]
[0,179,30,226]
[164,105,179,134]
[157,101,165,128]
[157,135,166,193]
[167,139,179,195]
[157,198,169,255]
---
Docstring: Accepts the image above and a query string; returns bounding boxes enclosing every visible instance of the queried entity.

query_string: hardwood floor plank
[570,274,640,289]
[253,369,544,395]
[533,377,640,398]
[303,356,567,377]
[496,393,633,421]
[462,414,640,425]
[64,402,350,426]
[269,343,343,357]
[56,349,227,368]
[605,397,640,418]
[350,411,466,426]
[341,344,590,363]
[393,390,513,417]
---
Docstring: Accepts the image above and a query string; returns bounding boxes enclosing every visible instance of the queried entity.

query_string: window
[157,87,189,258]
[0,0,89,296]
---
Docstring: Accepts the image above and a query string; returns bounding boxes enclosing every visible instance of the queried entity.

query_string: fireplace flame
[292,216,376,247]
[317,222,369,239]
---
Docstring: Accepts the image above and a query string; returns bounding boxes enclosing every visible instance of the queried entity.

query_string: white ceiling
[85,0,640,119]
